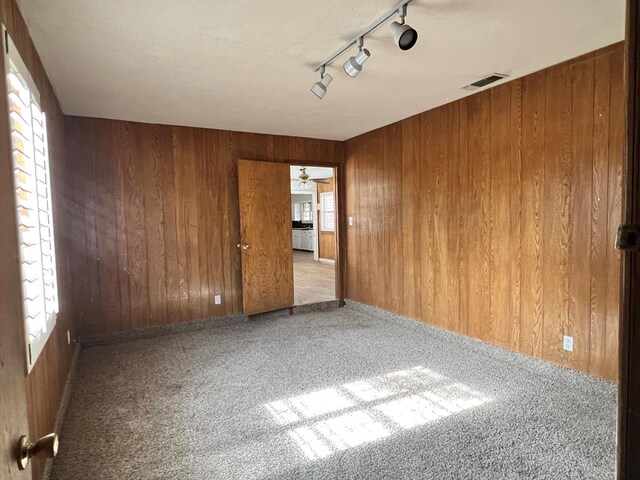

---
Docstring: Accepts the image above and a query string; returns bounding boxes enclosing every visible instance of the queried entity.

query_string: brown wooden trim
[619,2,640,478]
[336,161,347,303]
[298,160,345,303]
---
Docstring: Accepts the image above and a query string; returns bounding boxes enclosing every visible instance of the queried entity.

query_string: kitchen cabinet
[301,232,313,250]
[292,229,313,251]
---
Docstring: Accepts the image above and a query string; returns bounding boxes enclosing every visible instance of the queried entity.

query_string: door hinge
[616,225,640,251]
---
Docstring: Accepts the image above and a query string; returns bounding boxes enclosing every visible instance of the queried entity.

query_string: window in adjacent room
[4,28,58,371]
[320,191,335,232]
[301,202,313,222]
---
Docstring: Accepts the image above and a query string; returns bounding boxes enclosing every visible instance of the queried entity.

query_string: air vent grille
[462,73,508,92]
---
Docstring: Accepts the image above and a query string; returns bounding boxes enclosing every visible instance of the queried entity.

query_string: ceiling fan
[297,167,330,188]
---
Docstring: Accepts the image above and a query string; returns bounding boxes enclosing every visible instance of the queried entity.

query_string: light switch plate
[348,216,354,226]
[563,335,574,352]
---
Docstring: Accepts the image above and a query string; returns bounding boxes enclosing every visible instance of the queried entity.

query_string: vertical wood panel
[400,116,421,320]
[568,57,595,372]
[467,92,491,341]
[420,111,435,324]
[520,70,546,358]
[542,60,572,367]
[458,99,470,335]
[345,140,358,301]
[205,129,225,318]
[446,103,461,333]
[509,80,523,352]
[141,124,168,325]
[94,119,121,332]
[385,123,403,313]
[433,106,448,330]
[606,46,624,381]
[112,121,133,332]
[343,43,624,380]
[123,122,151,327]
[65,118,343,336]
[160,126,180,323]
[590,51,612,378]
[490,84,512,347]
[369,131,385,308]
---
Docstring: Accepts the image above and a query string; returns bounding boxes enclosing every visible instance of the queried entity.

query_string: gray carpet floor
[51,304,616,480]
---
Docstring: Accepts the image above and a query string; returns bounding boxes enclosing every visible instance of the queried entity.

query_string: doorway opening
[290,165,337,306]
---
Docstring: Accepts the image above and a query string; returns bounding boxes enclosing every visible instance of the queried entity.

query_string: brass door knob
[236,243,250,250]
[18,433,59,470]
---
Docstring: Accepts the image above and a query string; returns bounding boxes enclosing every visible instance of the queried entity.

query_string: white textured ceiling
[16,0,625,141]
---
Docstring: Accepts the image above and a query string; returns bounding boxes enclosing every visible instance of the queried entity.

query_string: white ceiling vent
[462,73,509,92]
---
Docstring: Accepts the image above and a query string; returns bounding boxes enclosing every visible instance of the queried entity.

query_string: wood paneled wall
[317,177,336,260]
[344,43,624,381]
[64,117,342,338]
[0,0,76,478]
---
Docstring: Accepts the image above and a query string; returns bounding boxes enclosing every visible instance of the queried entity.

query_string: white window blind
[320,192,335,232]
[5,28,58,371]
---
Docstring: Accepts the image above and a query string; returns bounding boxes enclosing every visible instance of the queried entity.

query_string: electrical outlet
[67,330,71,344]
[214,294,222,305]
[348,216,354,226]
[563,335,574,352]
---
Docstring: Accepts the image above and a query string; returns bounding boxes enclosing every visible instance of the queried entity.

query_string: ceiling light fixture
[310,66,333,99]
[389,3,418,51]
[343,37,371,78]
[310,0,418,97]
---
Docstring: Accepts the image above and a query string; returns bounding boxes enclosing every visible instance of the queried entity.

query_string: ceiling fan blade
[311,178,330,184]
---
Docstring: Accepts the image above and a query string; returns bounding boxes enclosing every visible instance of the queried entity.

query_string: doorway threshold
[248,300,342,320]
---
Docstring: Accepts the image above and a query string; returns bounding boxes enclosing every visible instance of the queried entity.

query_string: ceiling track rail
[312,0,415,72]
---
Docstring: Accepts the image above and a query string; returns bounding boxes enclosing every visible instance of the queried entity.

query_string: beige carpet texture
[51,303,616,479]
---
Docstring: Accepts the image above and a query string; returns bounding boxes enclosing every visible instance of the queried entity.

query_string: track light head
[389,22,418,50]
[343,39,371,78]
[389,4,418,51]
[311,67,333,99]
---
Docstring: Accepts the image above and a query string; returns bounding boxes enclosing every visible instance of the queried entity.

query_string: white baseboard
[319,258,336,265]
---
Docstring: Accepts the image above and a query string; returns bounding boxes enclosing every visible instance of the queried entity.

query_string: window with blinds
[302,202,312,222]
[320,192,335,232]
[5,29,58,371]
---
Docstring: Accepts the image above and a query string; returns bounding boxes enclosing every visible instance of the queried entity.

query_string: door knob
[236,243,250,250]
[18,432,59,470]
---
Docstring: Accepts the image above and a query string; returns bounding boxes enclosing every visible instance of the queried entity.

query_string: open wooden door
[619,2,640,478]
[237,160,294,315]
[0,42,31,479]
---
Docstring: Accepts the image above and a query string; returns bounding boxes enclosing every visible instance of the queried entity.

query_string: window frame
[301,202,312,222]
[3,26,58,372]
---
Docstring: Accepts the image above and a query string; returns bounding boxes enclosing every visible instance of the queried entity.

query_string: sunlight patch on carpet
[264,366,492,460]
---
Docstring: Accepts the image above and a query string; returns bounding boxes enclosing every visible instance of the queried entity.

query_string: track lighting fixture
[389,4,418,51]
[343,37,371,78]
[310,0,418,97]
[310,66,333,99]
